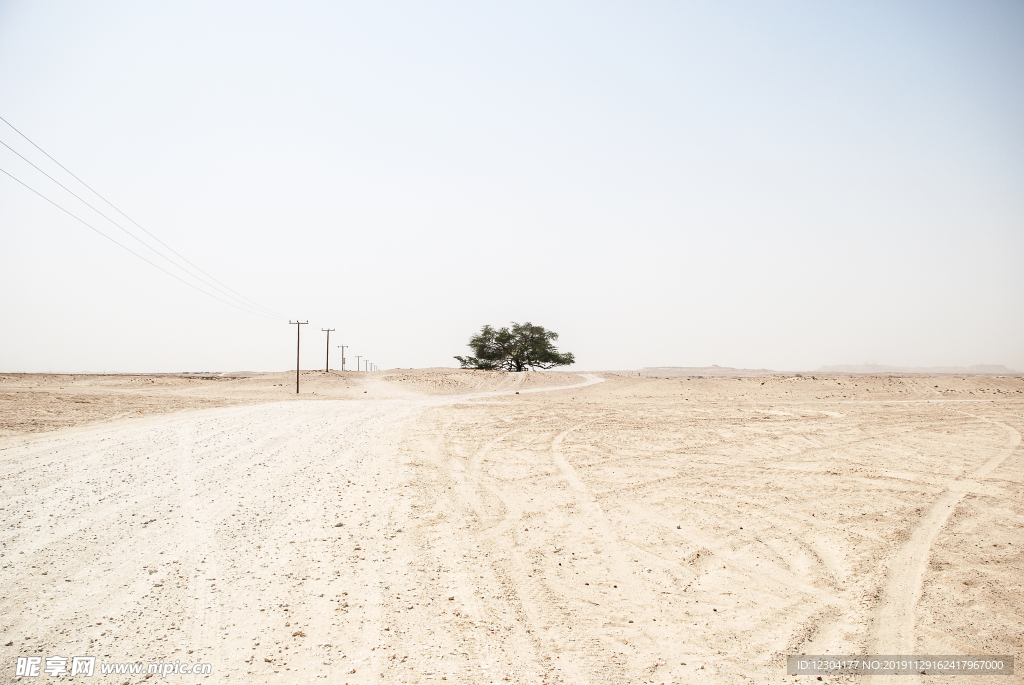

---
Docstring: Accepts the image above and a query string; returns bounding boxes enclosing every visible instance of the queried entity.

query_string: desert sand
[0,370,1021,684]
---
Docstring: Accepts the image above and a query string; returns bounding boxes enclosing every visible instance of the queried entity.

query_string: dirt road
[1,371,1021,684]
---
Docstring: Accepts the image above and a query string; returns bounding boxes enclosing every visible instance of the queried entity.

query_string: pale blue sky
[1,1,1021,372]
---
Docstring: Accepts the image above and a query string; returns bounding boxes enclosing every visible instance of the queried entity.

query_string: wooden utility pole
[355,355,362,372]
[289,320,308,393]
[337,345,348,371]
[321,328,335,371]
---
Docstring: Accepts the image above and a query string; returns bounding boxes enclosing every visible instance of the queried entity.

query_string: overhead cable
[0,165,279,320]
[0,138,282,318]
[0,115,284,319]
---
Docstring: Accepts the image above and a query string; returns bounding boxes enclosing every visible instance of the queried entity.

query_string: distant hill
[817,364,1018,375]
[639,366,779,378]
[633,364,1020,378]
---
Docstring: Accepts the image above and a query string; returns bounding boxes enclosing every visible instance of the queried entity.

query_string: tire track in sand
[871,416,1021,653]
[550,424,650,611]
[547,423,706,680]
[450,422,584,684]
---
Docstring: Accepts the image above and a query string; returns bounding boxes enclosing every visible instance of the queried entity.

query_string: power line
[0,165,278,320]
[0,116,283,319]
[0,136,283,318]
[1,138,278,318]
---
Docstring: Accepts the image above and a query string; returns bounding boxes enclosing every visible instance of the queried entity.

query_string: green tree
[455,322,575,372]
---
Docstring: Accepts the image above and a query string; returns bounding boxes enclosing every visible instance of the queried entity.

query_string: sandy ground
[0,369,550,437]
[0,370,1022,684]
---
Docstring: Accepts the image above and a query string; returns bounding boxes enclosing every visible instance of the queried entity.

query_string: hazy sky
[2,1,1022,372]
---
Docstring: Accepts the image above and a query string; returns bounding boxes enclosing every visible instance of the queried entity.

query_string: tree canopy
[455,322,575,372]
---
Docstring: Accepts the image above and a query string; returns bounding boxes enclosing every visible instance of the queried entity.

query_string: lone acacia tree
[455,322,575,372]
